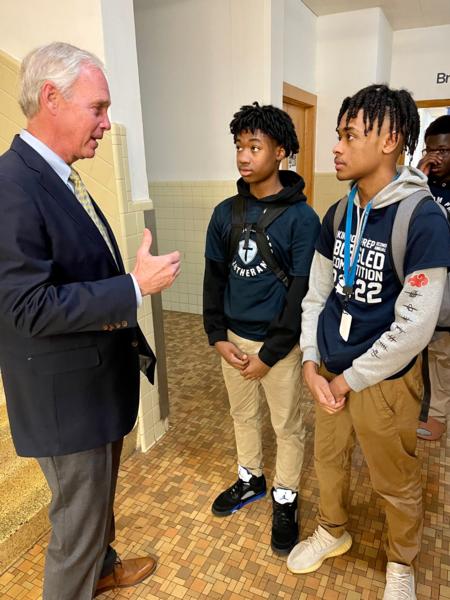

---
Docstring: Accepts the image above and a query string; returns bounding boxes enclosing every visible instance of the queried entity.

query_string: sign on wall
[437,73,449,84]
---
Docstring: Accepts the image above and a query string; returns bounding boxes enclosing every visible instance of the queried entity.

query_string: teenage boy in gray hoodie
[287,85,450,600]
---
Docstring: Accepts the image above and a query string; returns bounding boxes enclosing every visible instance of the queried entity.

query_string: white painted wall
[283,0,317,94]
[135,0,233,182]
[100,0,150,201]
[315,8,393,173]
[376,9,393,84]
[269,0,285,108]
[0,0,104,61]
[134,0,277,182]
[391,25,450,101]
[230,0,274,116]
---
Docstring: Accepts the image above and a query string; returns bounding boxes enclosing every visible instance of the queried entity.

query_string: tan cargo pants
[315,359,423,565]
[221,330,305,491]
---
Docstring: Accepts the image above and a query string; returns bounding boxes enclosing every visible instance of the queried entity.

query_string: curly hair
[230,101,299,157]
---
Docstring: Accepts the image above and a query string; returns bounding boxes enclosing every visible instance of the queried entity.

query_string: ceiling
[302,0,450,30]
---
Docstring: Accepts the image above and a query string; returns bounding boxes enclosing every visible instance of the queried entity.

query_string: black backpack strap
[228,195,246,264]
[419,346,431,422]
[255,204,291,287]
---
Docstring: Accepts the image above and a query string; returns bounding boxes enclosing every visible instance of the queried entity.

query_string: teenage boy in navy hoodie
[287,85,450,599]
[203,102,320,554]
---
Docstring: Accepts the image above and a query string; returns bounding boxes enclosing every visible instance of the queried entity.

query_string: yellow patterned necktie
[69,168,117,263]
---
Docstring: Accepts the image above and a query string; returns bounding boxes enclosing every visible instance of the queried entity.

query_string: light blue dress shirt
[19,130,142,307]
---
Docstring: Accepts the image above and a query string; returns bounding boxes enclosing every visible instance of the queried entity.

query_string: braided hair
[337,84,420,157]
[230,101,299,157]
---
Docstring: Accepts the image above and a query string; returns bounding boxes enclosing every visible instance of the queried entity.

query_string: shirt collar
[20,129,72,186]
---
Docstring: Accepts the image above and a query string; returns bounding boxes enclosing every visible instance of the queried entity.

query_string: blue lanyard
[343,186,372,297]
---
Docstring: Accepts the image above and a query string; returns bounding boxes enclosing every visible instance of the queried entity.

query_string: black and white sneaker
[271,487,299,555]
[212,466,266,517]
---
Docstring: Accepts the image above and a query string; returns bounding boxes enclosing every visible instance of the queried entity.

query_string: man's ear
[40,81,61,116]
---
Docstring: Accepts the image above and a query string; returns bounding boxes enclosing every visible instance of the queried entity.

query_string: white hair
[19,41,105,119]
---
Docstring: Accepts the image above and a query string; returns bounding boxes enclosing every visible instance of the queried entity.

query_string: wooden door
[282,83,317,205]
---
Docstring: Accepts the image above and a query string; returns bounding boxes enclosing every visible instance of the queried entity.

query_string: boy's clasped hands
[215,341,270,380]
[303,361,348,414]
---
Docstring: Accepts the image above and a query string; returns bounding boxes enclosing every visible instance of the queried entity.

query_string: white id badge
[339,310,352,342]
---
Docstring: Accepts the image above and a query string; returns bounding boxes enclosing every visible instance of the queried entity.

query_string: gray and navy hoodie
[301,166,450,391]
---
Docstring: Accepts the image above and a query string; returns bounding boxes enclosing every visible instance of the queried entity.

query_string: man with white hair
[0,42,180,599]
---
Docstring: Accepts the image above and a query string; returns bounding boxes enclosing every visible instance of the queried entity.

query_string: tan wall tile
[313,173,348,219]
[150,180,235,315]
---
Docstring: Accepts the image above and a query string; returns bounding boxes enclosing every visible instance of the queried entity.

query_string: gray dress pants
[37,438,123,600]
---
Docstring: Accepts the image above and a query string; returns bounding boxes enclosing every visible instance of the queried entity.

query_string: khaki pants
[428,332,450,425]
[222,330,305,491]
[315,360,423,565]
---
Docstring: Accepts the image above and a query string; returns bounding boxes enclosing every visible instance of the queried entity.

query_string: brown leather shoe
[94,556,157,597]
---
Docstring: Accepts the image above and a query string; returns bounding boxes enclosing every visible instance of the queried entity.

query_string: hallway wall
[283,0,317,95]
[0,0,105,61]
[0,51,25,155]
[150,181,235,314]
[312,8,393,217]
[315,8,393,174]
[135,0,279,183]
[135,0,285,315]
[391,24,450,100]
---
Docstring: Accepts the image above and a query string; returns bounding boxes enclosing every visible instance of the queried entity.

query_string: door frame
[282,82,317,205]
[416,98,450,108]
[398,98,450,165]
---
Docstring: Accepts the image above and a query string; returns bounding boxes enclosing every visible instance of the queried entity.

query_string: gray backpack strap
[390,190,434,285]
[435,203,450,330]
[333,196,347,237]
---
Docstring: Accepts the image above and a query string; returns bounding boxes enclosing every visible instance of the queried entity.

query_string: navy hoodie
[203,170,320,366]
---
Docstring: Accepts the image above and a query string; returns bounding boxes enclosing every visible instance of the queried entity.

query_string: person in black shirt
[203,102,320,555]
[417,114,450,441]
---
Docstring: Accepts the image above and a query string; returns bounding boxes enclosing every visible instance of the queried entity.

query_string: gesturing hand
[132,229,181,296]
[215,341,249,370]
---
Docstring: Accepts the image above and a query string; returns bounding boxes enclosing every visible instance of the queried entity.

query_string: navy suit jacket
[0,136,156,457]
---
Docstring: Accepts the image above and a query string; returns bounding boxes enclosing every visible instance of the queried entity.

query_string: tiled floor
[1,311,450,599]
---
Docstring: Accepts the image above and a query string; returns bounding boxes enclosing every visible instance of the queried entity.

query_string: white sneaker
[383,562,416,599]
[287,525,352,574]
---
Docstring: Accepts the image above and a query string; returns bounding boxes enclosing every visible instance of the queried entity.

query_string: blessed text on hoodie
[204,171,321,367]
[301,166,450,391]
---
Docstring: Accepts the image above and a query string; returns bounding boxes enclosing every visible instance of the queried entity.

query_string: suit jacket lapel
[12,136,121,273]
